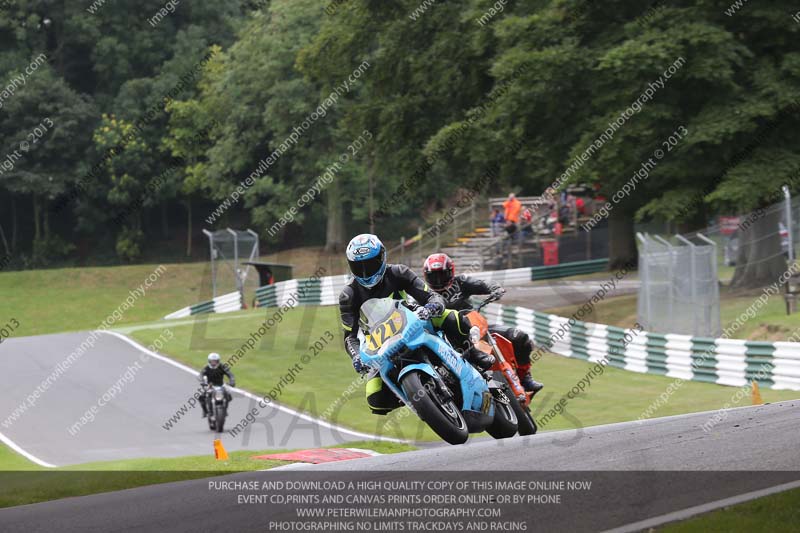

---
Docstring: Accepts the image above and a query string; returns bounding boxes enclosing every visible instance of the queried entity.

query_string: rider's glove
[229,381,236,388]
[352,356,367,374]
[491,287,506,300]
[415,305,432,321]
[417,303,441,321]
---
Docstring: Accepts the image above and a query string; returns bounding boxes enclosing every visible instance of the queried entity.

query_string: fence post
[636,233,649,330]
[654,235,674,322]
[585,226,591,260]
[469,204,473,233]
[784,185,794,264]
[676,234,698,336]
[451,212,457,248]
[696,232,721,336]
[204,230,217,298]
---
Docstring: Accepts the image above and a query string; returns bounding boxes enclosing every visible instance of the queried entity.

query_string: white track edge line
[0,430,57,468]
[99,330,405,444]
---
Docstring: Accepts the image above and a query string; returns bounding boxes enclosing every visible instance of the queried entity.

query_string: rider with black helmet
[422,253,543,394]
[198,353,235,417]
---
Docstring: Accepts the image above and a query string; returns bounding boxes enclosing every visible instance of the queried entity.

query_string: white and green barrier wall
[164,260,800,391]
[250,260,609,309]
[163,290,244,319]
[481,303,800,391]
[162,260,611,317]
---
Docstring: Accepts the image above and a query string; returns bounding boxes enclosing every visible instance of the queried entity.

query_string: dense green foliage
[1,0,798,268]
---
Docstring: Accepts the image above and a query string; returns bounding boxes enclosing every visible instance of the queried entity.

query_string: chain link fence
[203,229,260,298]
[637,232,721,337]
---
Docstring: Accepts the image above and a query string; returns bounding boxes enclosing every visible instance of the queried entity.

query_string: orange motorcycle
[468,296,537,435]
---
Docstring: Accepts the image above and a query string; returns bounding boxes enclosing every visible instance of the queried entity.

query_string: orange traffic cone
[751,380,763,405]
[214,438,229,460]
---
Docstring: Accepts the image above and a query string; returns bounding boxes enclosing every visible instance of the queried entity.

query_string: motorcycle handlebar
[476,294,500,312]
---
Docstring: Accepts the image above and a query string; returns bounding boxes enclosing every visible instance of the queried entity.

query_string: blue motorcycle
[358,298,518,444]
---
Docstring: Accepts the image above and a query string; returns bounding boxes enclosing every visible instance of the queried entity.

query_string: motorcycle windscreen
[359,298,407,355]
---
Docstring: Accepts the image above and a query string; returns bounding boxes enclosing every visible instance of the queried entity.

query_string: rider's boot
[464,346,495,372]
[516,362,543,395]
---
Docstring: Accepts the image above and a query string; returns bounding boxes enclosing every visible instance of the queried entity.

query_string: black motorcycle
[203,379,229,432]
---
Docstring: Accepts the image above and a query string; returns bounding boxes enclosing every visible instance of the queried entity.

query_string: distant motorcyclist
[198,353,235,418]
[339,234,493,415]
[422,253,544,394]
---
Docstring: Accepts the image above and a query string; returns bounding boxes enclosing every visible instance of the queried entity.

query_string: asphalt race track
[1,402,798,532]
[500,278,640,309]
[0,331,379,466]
[289,399,800,472]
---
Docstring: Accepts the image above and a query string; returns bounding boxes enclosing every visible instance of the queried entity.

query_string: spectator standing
[503,193,522,237]
[522,206,533,237]
[490,208,505,237]
[575,197,586,216]
[558,202,571,226]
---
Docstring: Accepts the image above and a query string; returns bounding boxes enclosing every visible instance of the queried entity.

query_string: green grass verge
[0,440,415,508]
[0,440,42,471]
[660,487,800,532]
[0,247,348,337]
[127,306,799,439]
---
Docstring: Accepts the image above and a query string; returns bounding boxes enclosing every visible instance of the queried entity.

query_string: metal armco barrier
[482,303,800,391]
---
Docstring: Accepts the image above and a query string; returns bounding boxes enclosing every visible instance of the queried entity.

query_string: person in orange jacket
[503,193,522,236]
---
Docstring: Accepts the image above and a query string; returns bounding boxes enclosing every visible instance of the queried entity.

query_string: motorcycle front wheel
[497,375,537,436]
[514,401,537,436]
[214,405,226,432]
[400,371,468,445]
[486,390,518,439]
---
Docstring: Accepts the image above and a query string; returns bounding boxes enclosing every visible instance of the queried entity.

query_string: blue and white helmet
[346,234,387,288]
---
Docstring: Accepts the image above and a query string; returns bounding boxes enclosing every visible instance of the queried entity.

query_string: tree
[299,0,496,235]
[0,65,96,265]
[163,67,224,256]
[189,0,354,251]
[419,0,800,274]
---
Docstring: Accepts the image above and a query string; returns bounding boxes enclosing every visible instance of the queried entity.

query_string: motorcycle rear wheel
[400,371,468,445]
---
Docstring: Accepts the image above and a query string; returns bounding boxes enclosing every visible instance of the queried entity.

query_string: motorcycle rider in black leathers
[422,253,544,394]
[198,352,235,417]
[339,234,493,415]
